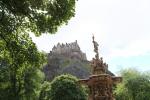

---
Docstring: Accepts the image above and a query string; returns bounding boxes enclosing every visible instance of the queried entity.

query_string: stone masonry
[48,40,87,61]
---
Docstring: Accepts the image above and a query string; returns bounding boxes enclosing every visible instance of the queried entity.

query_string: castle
[48,40,87,61]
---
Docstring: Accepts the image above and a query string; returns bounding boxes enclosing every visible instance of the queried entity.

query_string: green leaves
[50,74,87,100]
[23,68,45,100]
[39,81,51,100]
[0,31,47,100]
[0,0,76,99]
[114,69,150,100]
[0,0,76,35]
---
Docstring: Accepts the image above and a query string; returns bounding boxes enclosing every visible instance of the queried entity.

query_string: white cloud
[106,35,150,59]
[31,0,150,64]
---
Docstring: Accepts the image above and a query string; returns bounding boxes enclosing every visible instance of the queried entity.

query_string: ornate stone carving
[79,35,122,100]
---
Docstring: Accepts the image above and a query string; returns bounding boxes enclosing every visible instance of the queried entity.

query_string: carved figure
[92,35,99,59]
[79,35,122,100]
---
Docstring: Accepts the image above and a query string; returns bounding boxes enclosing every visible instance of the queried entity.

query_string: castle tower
[49,41,87,61]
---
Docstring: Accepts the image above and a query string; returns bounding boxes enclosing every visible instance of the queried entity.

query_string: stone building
[48,40,87,61]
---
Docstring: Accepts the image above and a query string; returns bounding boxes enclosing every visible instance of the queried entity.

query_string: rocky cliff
[43,56,91,81]
[43,41,114,81]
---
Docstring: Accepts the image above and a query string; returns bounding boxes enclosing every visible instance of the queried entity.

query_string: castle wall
[49,41,87,61]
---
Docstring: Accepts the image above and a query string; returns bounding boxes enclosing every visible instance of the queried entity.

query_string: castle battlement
[49,40,87,61]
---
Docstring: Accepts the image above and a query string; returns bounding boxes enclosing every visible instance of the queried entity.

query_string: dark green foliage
[0,62,45,100]
[0,0,76,99]
[0,0,76,35]
[115,69,150,100]
[23,68,45,100]
[39,81,51,100]
[0,32,46,100]
[0,59,11,99]
[49,74,87,100]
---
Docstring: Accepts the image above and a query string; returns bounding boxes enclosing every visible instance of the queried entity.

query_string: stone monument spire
[80,35,122,100]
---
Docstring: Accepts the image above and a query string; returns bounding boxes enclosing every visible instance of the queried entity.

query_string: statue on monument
[92,35,99,59]
[79,35,122,100]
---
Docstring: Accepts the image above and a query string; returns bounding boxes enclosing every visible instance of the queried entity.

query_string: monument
[79,35,122,100]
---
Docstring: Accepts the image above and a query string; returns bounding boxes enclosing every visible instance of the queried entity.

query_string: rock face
[43,40,114,81]
[43,56,91,81]
[43,41,91,81]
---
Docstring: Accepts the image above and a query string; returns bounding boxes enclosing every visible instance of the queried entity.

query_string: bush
[49,74,87,100]
[39,81,51,100]
[114,69,150,100]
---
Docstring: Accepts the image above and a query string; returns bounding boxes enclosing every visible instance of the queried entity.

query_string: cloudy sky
[31,0,150,74]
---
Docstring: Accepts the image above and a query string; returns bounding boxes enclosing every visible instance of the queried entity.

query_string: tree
[49,74,87,100]
[39,81,51,100]
[23,67,45,100]
[114,68,150,100]
[0,0,76,35]
[0,33,46,100]
[0,0,76,99]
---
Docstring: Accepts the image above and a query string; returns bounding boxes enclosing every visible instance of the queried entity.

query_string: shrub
[50,74,87,100]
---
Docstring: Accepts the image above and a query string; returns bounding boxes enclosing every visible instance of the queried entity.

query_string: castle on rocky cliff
[48,40,87,61]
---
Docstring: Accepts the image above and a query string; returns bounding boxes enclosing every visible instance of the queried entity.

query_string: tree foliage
[0,33,46,100]
[23,67,45,100]
[39,81,51,100]
[49,74,87,100]
[115,69,150,100]
[0,0,76,99]
[0,0,76,35]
